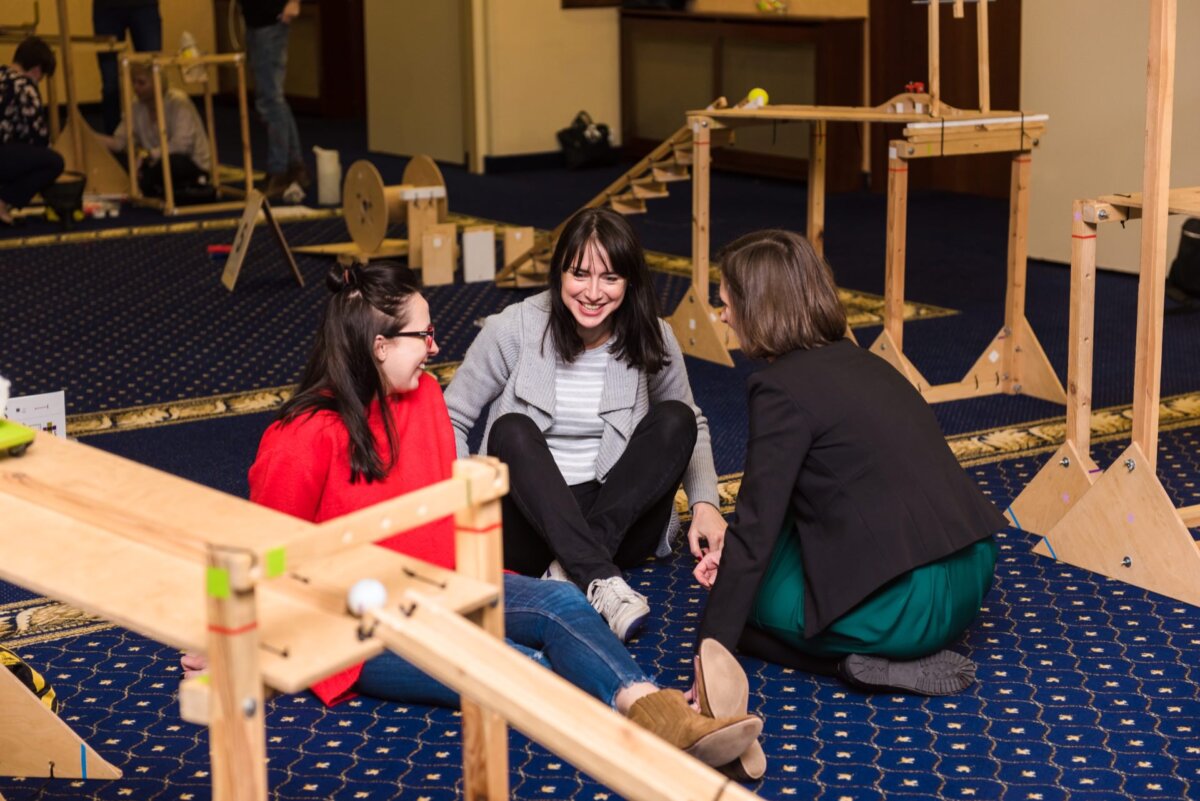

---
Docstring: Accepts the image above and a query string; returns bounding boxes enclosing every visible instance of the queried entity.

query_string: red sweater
[248,373,457,704]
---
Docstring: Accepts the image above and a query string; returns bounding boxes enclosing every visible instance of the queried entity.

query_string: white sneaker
[586,576,650,642]
[541,559,571,583]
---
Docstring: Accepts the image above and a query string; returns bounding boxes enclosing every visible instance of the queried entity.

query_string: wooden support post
[55,0,83,171]
[861,20,870,180]
[1132,0,1176,474]
[452,459,509,801]
[1002,154,1032,360]
[204,64,220,190]
[45,68,59,142]
[121,56,139,201]
[668,116,737,367]
[151,64,176,215]
[407,198,440,269]
[976,0,991,112]
[927,0,941,117]
[205,547,268,801]
[236,56,254,199]
[807,120,827,256]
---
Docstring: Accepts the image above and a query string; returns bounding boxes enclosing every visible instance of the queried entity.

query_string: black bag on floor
[1167,217,1200,302]
[557,111,616,169]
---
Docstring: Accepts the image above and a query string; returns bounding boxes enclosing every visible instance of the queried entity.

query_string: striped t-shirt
[546,343,611,485]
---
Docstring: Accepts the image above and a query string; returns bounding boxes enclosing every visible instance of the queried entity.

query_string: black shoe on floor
[838,650,977,696]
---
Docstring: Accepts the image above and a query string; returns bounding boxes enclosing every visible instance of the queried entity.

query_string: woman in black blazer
[694,229,1006,701]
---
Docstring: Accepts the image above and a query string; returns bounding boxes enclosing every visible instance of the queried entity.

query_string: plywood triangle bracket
[1006,440,1097,537]
[667,290,737,367]
[221,190,305,291]
[52,107,130,197]
[867,329,931,390]
[1007,315,1067,403]
[1033,442,1200,607]
[0,664,122,781]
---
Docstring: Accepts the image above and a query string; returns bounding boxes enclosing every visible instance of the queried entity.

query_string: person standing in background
[92,0,162,135]
[239,0,309,199]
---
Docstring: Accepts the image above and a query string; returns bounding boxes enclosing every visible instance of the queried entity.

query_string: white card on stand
[6,391,68,439]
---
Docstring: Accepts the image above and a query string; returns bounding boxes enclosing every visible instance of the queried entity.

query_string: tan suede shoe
[696,638,767,780]
[627,688,762,767]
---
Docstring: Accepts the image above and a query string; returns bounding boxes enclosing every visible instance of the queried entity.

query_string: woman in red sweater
[191,260,762,769]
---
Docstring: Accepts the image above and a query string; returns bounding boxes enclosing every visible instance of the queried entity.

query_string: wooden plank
[691,117,712,294]
[883,149,909,348]
[690,0,867,18]
[421,222,458,287]
[0,664,122,781]
[1003,155,1032,365]
[1006,441,1097,537]
[1067,199,1098,453]
[1096,186,1200,217]
[366,593,761,801]
[976,0,991,112]
[928,0,941,116]
[1131,0,1176,472]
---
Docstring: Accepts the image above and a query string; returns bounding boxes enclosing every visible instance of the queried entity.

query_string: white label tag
[6,390,67,438]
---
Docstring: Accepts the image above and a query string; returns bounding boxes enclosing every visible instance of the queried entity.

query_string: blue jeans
[355,574,649,708]
[93,2,162,134]
[244,22,303,175]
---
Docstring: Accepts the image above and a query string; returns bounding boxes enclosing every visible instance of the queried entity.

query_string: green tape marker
[264,547,287,579]
[206,567,231,599]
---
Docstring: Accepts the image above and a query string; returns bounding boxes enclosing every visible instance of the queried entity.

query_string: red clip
[905,81,926,93]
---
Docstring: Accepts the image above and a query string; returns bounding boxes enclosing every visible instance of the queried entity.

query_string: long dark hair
[546,207,667,373]
[279,260,421,483]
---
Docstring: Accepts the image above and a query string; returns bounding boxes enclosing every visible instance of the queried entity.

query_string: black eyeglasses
[385,324,436,349]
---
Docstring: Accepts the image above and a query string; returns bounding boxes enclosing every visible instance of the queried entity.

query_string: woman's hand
[693,549,721,590]
[686,501,727,558]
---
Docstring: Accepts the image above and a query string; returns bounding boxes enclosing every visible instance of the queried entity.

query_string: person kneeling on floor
[691,229,1005,777]
[0,36,64,226]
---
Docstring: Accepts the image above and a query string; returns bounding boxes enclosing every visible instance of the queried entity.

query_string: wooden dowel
[691,117,712,296]
[151,64,175,215]
[54,0,84,170]
[883,148,909,348]
[807,120,826,256]
[121,56,139,199]
[977,0,991,112]
[236,57,254,197]
[204,65,220,189]
[928,0,941,116]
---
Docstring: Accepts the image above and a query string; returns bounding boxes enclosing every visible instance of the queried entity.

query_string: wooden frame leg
[807,120,826,256]
[205,548,268,801]
[868,147,928,387]
[151,64,176,216]
[453,460,509,801]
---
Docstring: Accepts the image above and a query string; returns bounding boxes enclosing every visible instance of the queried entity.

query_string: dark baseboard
[483,152,566,173]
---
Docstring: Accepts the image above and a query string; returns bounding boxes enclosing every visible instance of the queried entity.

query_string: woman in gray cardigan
[444,208,724,642]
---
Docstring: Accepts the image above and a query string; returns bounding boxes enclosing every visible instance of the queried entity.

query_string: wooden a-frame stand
[0,436,761,801]
[221,189,304,291]
[0,662,122,794]
[1007,0,1200,607]
[669,0,1065,408]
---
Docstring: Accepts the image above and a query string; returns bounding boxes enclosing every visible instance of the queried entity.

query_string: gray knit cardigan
[443,292,721,552]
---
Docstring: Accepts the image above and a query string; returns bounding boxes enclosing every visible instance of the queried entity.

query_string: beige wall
[481,0,620,156]
[1,0,216,102]
[363,0,620,165]
[1023,1,1200,273]
[363,0,464,163]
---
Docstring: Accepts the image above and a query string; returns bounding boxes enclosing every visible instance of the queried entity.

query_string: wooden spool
[341,156,449,261]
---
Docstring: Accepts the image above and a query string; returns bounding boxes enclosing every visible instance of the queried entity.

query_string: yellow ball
[747,88,769,107]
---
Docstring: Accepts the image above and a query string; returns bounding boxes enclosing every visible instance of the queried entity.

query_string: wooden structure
[292,156,450,265]
[666,0,1064,410]
[0,435,759,801]
[220,189,304,291]
[120,52,254,216]
[1007,0,1200,607]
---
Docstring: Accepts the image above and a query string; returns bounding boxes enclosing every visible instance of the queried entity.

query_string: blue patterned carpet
[3,148,1200,799]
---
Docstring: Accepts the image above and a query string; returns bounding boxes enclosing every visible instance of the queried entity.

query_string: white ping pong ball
[347,578,388,617]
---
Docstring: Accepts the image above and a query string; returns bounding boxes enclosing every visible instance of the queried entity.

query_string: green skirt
[749,526,997,660]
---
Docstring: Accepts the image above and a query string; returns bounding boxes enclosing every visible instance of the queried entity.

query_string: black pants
[137,154,207,199]
[487,401,698,588]
[0,144,64,208]
[93,2,162,134]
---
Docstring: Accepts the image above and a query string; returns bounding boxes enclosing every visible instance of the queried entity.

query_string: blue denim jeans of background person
[93,2,162,134]
[355,574,649,707]
[244,22,303,177]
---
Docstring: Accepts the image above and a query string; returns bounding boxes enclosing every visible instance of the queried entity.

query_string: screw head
[1098,208,1109,219]
[242,697,257,717]
[1060,456,1071,468]
[1124,458,1136,472]
[1121,556,1132,568]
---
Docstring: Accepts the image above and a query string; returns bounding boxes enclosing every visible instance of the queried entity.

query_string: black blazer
[699,339,1007,650]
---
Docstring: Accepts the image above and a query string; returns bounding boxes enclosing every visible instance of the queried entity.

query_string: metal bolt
[1124,458,1136,473]
[242,697,257,717]
[1013,383,1023,393]
[907,146,915,155]
[1097,208,1109,220]
[1121,556,1132,568]
[1060,456,1071,468]
[1032,138,1040,147]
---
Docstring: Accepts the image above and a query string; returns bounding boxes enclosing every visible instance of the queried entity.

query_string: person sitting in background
[0,37,64,226]
[101,62,212,200]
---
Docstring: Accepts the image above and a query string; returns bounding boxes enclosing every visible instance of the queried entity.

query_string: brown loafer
[696,638,767,780]
[627,688,762,767]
